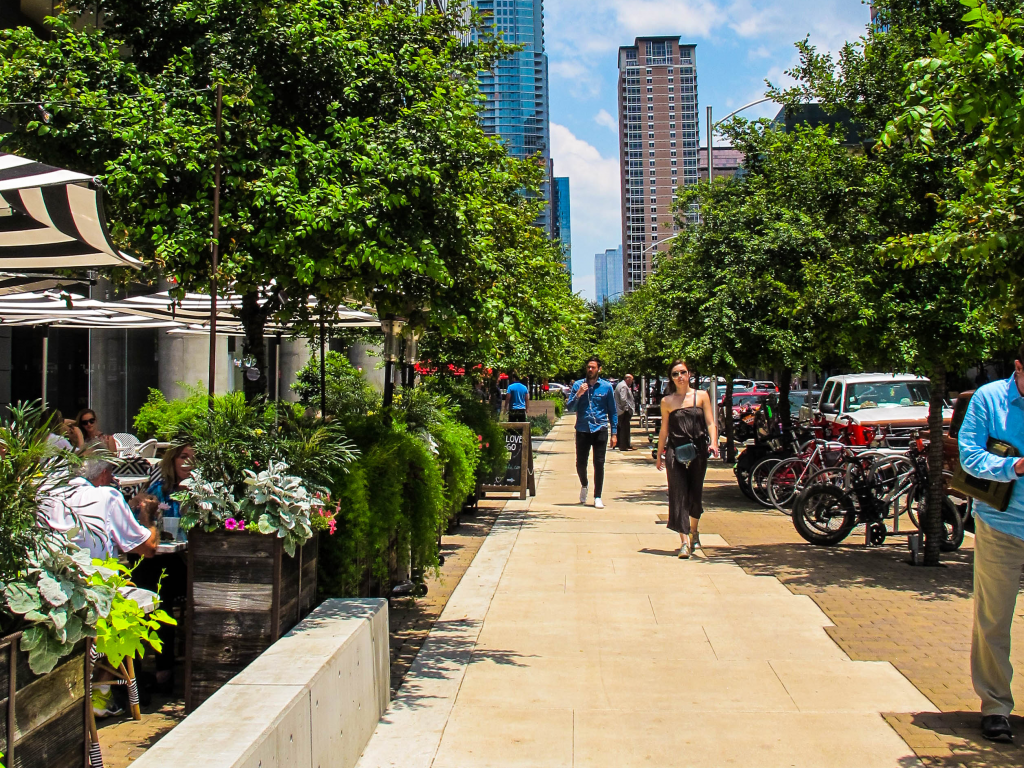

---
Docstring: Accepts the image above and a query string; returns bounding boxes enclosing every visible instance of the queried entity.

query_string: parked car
[753,380,779,393]
[814,373,951,446]
[789,389,822,421]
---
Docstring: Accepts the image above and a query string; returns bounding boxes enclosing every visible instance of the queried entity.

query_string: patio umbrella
[0,153,142,270]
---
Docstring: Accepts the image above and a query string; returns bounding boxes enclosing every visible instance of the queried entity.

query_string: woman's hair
[160,444,191,490]
[42,407,63,433]
[75,409,97,429]
[667,359,694,395]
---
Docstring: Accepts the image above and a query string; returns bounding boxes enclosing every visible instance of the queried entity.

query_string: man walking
[614,374,637,451]
[505,373,530,423]
[959,342,1024,743]
[567,357,617,508]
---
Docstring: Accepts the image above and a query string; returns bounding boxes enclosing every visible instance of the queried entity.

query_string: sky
[545,0,875,300]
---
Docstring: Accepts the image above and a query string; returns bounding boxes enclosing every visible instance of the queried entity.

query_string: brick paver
[698,465,1024,767]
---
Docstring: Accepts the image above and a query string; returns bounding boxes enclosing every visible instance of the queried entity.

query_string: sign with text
[480,422,535,500]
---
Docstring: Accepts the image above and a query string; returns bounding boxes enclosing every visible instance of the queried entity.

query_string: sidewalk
[356,419,932,768]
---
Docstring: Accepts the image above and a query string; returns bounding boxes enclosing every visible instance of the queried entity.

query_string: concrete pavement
[356,417,933,768]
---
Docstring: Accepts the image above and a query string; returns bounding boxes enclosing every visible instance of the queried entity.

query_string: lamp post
[380,315,407,407]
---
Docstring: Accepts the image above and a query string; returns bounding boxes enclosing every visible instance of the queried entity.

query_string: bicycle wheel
[749,457,780,509]
[767,456,811,511]
[803,465,848,490]
[792,484,857,546]
[909,488,965,552]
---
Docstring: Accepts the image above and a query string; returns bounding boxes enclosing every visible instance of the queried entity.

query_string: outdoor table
[116,475,150,490]
[155,541,187,555]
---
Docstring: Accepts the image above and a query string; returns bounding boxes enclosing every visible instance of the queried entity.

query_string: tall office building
[617,37,699,292]
[551,176,571,272]
[472,0,553,232]
[595,246,624,305]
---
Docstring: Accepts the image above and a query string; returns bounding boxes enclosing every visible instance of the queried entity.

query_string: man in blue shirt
[505,373,530,423]
[567,356,618,509]
[958,343,1024,743]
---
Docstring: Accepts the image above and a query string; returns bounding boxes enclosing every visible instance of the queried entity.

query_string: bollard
[908,532,922,566]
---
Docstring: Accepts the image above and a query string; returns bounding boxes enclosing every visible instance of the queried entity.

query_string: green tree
[0,1,571,399]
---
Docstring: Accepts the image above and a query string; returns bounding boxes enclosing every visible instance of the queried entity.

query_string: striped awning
[0,290,182,329]
[0,272,82,296]
[0,154,142,270]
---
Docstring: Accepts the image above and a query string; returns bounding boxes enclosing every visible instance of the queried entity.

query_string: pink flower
[328,520,337,535]
[254,461,261,468]
[224,519,238,531]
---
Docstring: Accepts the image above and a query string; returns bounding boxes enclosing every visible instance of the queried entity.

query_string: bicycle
[791,440,964,549]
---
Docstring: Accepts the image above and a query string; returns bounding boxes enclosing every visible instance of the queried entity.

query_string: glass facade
[595,246,624,305]
[472,0,552,232]
[552,176,571,273]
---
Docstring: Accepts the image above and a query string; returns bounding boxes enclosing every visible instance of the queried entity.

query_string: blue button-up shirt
[567,378,618,433]
[958,374,1024,541]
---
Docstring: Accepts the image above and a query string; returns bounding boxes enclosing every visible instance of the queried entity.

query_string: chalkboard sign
[480,422,536,500]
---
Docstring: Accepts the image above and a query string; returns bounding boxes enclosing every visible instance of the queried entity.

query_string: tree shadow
[887,711,1024,767]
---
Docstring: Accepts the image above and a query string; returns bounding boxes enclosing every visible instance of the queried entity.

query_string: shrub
[530,413,553,437]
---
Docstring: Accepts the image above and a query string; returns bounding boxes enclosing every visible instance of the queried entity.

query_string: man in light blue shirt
[505,373,529,423]
[958,344,1024,742]
[567,356,618,508]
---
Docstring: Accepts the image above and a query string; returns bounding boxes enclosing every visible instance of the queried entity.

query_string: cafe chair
[136,438,158,458]
[112,433,141,456]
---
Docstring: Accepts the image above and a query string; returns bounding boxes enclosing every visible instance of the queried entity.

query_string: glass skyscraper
[472,0,552,232]
[595,246,624,305]
[552,176,571,273]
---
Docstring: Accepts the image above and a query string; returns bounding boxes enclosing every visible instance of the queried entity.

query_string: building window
[648,132,654,139]
[671,159,677,165]
[669,122,676,129]
[668,86,674,91]
[646,68,652,74]
[670,141,677,148]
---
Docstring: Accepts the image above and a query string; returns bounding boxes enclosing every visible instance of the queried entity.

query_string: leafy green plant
[240,461,320,557]
[529,414,553,437]
[90,559,176,670]
[3,536,113,674]
[174,469,239,533]
[132,385,210,441]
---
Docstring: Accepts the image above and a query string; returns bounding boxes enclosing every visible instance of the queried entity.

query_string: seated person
[41,458,157,560]
[76,409,118,453]
[146,445,195,518]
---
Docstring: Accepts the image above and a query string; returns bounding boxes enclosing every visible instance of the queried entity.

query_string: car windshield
[844,381,930,411]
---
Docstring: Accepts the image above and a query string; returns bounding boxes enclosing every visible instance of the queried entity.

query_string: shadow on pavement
[885,711,1024,767]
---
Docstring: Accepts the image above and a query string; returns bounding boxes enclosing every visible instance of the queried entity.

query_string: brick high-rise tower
[617,37,699,292]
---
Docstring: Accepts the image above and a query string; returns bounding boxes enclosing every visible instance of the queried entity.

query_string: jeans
[576,429,608,497]
[617,411,632,450]
[972,516,1024,714]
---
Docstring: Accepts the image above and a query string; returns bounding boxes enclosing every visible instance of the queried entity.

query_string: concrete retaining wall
[132,599,389,768]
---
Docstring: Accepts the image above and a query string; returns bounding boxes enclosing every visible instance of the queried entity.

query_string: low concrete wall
[527,399,558,420]
[133,599,389,768]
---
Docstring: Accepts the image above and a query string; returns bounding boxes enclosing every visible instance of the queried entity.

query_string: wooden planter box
[0,633,86,768]
[185,531,318,712]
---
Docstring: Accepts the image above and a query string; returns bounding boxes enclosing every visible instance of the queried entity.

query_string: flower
[328,519,337,535]
[224,518,238,531]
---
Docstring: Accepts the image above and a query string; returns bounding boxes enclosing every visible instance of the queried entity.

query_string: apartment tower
[472,0,553,233]
[617,37,699,292]
[552,176,572,273]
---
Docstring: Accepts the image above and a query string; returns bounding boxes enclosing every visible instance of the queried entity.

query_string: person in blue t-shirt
[505,373,530,422]
[567,356,618,508]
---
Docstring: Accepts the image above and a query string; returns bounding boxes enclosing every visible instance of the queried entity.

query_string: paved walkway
[357,418,934,768]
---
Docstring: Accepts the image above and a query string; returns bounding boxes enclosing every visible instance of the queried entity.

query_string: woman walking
[656,360,719,558]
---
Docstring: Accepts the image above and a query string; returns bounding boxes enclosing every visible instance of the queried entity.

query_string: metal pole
[275,333,282,404]
[41,326,49,408]
[319,313,326,417]
[706,105,714,187]
[208,82,223,408]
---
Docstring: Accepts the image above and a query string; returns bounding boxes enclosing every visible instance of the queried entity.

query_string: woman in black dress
[656,360,719,558]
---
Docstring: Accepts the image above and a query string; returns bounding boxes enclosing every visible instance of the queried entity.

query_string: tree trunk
[239,291,268,402]
[779,367,792,434]
[924,363,947,567]
[725,375,736,463]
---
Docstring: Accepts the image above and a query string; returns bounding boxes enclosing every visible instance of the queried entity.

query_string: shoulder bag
[949,437,1018,512]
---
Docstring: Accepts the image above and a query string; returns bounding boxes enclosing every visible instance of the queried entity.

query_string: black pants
[509,408,527,422]
[617,412,632,450]
[576,429,608,497]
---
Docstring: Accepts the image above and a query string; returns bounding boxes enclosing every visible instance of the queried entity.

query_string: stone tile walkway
[357,419,933,768]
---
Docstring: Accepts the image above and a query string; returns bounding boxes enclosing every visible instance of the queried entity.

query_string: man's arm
[566,381,583,407]
[109,492,158,558]
[959,392,1021,481]
[606,385,618,433]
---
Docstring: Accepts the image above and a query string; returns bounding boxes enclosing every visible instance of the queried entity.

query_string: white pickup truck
[813,373,952,444]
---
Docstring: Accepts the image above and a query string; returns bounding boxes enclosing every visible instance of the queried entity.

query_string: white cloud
[594,109,618,133]
[550,123,621,300]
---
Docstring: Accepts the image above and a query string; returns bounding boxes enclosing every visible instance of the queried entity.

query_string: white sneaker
[579,486,588,504]
[594,498,605,509]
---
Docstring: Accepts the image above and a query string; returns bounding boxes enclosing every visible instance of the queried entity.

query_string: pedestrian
[655,360,719,558]
[76,408,118,453]
[958,342,1024,743]
[505,373,530,423]
[614,374,637,451]
[567,357,617,509]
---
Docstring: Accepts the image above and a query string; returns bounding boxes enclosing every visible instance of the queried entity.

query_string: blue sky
[545,0,875,300]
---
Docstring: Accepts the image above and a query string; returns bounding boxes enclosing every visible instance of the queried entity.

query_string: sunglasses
[81,418,96,426]
[671,371,689,378]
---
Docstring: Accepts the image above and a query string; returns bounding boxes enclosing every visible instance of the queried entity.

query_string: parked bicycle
[791,438,964,549]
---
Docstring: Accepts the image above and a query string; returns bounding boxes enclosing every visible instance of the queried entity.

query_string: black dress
[666,405,709,534]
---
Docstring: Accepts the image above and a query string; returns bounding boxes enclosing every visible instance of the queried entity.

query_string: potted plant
[173,400,351,710]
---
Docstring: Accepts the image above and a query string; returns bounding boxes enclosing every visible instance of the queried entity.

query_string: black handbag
[950,437,1018,512]
[674,443,697,464]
